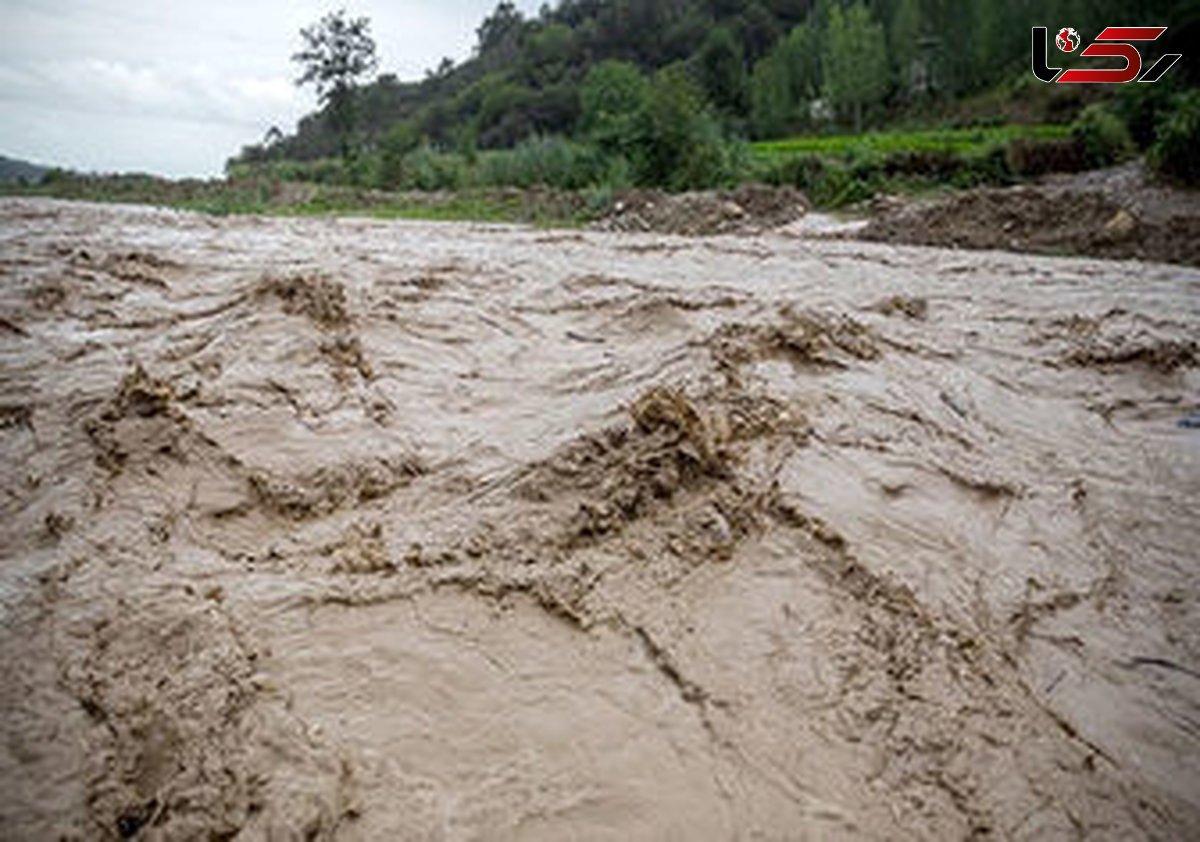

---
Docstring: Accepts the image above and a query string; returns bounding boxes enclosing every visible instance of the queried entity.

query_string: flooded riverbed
[1,198,1198,839]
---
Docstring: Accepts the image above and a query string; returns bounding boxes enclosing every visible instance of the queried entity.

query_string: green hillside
[234,0,1193,178]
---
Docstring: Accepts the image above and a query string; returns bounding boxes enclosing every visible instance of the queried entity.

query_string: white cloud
[0,0,542,177]
[0,102,273,177]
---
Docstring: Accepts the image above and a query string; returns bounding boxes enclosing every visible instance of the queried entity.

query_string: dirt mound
[510,385,776,552]
[869,294,929,320]
[55,573,355,840]
[1,403,33,430]
[594,185,808,236]
[709,306,882,370]
[257,272,350,329]
[319,335,373,382]
[248,455,425,520]
[1066,336,1197,372]
[1060,326,1190,371]
[513,392,732,553]
[257,271,378,387]
[861,176,1200,266]
[99,250,179,288]
[83,365,192,474]
[392,376,806,630]
[726,183,812,226]
[1043,312,1199,373]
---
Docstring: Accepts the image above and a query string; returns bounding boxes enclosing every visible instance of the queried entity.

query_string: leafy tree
[580,60,650,154]
[526,22,575,85]
[379,121,419,188]
[1072,104,1134,168]
[663,7,712,65]
[968,0,1004,90]
[428,58,456,80]
[477,1,526,67]
[822,1,888,133]
[750,22,820,138]
[631,63,733,189]
[476,79,538,147]
[696,26,747,116]
[477,1,523,49]
[888,0,920,98]
[780,21,821,102]
[750,49,792,139]
[292,9,378,159]
[739,2,782,63]
[1114,79,1182,150]
[589,0,691,67]
[1150,89,1200,186]
[632,63,705,186]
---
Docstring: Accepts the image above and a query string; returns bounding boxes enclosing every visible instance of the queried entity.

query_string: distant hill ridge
[0,154,49,184]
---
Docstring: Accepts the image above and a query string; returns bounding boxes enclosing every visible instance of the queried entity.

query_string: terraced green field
[753,124,1071,159]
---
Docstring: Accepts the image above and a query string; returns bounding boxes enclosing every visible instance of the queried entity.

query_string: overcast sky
[1,0,541,177]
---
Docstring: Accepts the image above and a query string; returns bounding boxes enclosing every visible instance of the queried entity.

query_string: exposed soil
[1,198,1198,840]
[593,184,809,236]
[860,161,1200,267]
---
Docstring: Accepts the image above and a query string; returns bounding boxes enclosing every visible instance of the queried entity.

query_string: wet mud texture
[2,197,1199,840]
[860,163,1200,267]
[593,185,809,236]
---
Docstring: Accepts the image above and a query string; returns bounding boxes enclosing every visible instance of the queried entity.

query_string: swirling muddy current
[1,198,1198,840]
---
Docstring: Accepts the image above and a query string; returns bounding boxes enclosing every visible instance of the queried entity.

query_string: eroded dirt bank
[1,198,1198,840]
[859,162,1200,267]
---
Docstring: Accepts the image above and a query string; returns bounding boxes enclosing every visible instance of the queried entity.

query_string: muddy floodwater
[1,198,1198,840]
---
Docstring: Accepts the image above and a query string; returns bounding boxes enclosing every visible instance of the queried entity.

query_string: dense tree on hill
[633,63,730,188]
[749,21,819,138]
[749,49,791,139]
[737,2,782,63]
[888,0,920,98]
[696,27,747,116]
[292,10,378,160]
[230,0,1198,172]
[580,60,651,154]
[476,1,527,69]
[823,1,887,133]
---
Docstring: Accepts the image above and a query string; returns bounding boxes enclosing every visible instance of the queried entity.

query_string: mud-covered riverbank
[2,198,1198,839]
[860,162,1200,267]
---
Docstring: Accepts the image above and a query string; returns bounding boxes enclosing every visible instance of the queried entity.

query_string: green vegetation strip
[0,177,586,227]
[753,124,1071,159]
[177,195,527,223]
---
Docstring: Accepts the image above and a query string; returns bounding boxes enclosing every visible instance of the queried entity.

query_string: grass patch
[753,124,1070,160]
[749,124,1080,209]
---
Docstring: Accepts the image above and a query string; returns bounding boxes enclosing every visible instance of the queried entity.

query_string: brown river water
[1,198,1198,840]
